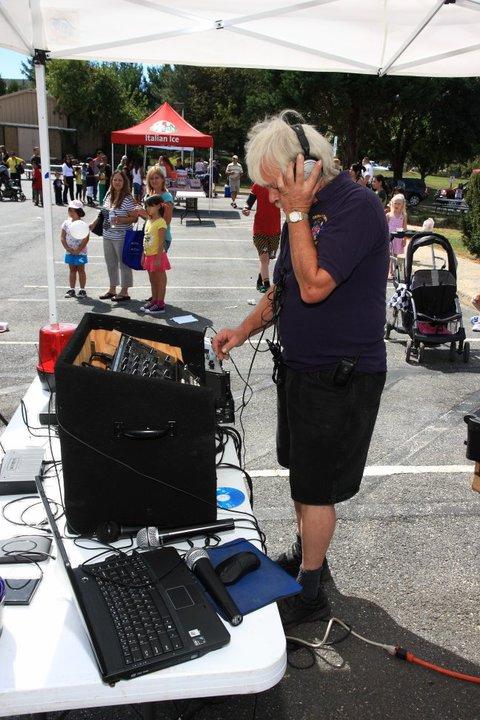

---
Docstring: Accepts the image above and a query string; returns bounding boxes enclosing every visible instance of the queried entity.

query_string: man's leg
[299,503,336,571]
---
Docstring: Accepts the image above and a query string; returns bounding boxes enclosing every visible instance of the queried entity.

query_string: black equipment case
[55,313,217,534]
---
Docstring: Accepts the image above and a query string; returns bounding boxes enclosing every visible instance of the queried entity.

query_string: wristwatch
[286,211,309,223]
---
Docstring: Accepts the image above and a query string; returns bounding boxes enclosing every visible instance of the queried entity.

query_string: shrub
[462,172,480,257]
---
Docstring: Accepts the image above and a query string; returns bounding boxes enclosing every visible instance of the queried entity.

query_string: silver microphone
[136,527,159,549]
[136,519,235,549]
[184,547,243,626]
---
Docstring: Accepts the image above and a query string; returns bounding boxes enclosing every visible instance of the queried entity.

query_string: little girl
[387,193,408,278]
[60,199,89,298]
[140,194,171,315]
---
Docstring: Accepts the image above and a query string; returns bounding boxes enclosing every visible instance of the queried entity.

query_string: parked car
[391,178,429,206]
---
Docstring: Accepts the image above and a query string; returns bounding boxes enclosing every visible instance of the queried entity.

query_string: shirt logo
[311,213,328,243]
[149,120,176,134]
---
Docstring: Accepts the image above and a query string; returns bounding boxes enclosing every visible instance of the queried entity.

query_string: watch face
[289,211,301,222]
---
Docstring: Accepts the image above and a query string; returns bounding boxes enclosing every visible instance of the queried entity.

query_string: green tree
[6,79,21,93]
[47,60,147,148]
[0,74,6,95]
[20,57,35,85]
[462,172,480,257]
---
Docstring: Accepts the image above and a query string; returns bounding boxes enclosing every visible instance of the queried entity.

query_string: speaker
[55,313,217,535]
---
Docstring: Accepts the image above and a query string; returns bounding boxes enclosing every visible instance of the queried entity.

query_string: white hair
[245,110,339,186]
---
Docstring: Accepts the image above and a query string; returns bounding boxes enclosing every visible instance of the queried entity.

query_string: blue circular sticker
[216,486,245,509]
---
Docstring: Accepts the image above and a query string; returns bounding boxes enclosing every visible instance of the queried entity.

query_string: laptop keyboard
[89,552,183,665]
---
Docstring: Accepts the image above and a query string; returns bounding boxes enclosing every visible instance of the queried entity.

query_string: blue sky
[0,48,153,80]
[0,48,26,78]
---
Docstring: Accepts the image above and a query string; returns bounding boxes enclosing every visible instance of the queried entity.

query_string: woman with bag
[137,166,174,305]
[96,170,138,301]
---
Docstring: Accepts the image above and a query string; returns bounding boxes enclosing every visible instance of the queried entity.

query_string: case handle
[114,421,176,440]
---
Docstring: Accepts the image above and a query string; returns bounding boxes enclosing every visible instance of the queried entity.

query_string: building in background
[0,88,75,161]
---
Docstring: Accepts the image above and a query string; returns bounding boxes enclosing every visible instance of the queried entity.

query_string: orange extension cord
[287,618,480,685]
[395,647,480,685]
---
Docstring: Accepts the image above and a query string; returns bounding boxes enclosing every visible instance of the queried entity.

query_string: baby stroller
[386,231,469,364]
[0,171,26,202]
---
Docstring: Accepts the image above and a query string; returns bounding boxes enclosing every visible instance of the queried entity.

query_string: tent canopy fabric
[111,102,213,148]
[2,0,480,78]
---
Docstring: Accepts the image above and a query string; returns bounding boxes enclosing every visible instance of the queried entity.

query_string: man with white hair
[213,111,389,628]
[225,154,243,208]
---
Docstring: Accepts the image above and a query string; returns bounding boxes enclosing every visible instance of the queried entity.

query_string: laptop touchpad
[167,586,194,610]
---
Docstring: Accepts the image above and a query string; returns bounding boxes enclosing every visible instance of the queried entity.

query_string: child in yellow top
[141,194,171,314]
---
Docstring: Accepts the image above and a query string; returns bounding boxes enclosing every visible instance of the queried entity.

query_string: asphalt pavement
[0,186,479,720]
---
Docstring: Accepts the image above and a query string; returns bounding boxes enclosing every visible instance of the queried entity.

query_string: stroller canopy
[405,232,457,282]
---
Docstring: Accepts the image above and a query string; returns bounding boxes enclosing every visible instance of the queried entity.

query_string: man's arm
[288,221,336,304]
[275,155,336,304]
[213,286,275,360]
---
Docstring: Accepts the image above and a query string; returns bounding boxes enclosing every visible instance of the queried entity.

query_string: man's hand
[212,326,249,360]
[275,154,325,214]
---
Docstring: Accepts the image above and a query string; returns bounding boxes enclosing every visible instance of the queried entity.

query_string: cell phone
[3,578,41,605]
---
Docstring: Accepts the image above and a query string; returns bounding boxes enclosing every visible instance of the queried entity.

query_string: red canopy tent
[111,102,213,149]
[111,102,214,206]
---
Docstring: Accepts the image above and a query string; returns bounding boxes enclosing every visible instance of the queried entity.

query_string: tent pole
[143,145,147,171]
[208,146,213,215]
[124,144,127,156]
[34,50,57,324]
[111,143,114,171]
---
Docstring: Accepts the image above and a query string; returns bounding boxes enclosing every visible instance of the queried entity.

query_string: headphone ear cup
[96,521,120,543]
[303,159,318,180]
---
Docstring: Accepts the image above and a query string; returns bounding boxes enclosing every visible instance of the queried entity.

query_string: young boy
[53,171,63,205]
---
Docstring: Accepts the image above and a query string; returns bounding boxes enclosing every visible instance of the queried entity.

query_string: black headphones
[283,115,318,180]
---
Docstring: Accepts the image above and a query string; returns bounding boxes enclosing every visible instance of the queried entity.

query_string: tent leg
[143,145,147,171]
[111,142,114,171]
[208,146,213,215]
[124,144,127,156]
[34,50,57,325]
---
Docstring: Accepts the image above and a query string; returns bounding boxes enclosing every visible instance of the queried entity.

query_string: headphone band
[290,123,311,158]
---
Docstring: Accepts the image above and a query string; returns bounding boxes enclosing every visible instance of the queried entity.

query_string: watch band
[287,211,309,223]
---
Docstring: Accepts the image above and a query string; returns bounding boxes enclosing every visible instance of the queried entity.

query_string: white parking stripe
[250,464,474,478]
[24,285,257,290]
[53,258,256,264]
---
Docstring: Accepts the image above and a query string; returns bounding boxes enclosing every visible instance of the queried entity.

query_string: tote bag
[122,221,145,271]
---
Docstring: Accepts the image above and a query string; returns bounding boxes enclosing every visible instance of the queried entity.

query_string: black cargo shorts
[276,367,386,505]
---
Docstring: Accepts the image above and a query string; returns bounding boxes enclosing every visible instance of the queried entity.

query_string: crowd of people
[60,160,175,315]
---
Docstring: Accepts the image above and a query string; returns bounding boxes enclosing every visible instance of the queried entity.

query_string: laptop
[35,477,230,684]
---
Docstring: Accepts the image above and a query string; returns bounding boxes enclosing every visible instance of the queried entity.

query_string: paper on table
[171,314,198,324]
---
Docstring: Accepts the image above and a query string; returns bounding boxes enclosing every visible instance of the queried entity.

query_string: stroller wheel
[418,343,425,364]
[463,342,470,363]
[406,339,413,363]
[449,343,456,363]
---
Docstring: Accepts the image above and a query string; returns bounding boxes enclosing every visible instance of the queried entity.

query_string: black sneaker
[64,289,76,298]
[77,289,87,297]
[278,588,331,629]
[256,273,263,292]
[276,545,331,582]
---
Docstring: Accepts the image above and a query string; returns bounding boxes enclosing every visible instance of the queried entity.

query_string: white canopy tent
[1,0,480,322]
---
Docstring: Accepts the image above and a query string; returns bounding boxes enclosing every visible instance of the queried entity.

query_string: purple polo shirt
[273,171,389,373]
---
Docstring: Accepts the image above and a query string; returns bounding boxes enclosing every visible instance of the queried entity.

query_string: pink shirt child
[388,214,406,255]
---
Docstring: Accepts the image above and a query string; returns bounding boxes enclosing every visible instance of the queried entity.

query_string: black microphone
[136,519,235,549]
[184,547,243,627]
[95,521,141,543]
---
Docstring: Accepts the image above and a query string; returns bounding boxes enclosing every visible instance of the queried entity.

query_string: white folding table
[175,191,206,224]
[0,379,286,717]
